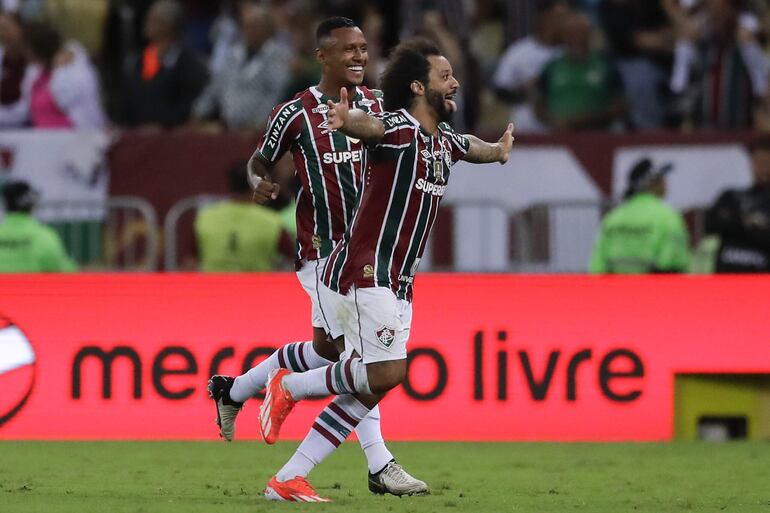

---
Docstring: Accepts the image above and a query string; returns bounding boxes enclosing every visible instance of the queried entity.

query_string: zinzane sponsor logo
[415,178,447,196]
[384,114,408,128]
[266,103,300,149]
[322,150,363,165]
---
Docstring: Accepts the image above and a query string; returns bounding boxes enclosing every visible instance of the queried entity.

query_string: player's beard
[426,87,453,123]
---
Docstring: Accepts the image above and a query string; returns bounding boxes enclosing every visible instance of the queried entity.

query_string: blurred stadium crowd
[0,0,769,275]
[4,0,770,133]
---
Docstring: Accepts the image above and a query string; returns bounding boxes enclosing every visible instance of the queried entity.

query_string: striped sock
[229,341,331,402]
[283,357,371,400]
[276,395,371,481]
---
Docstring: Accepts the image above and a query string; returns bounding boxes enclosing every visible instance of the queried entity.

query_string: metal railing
[163,195,225,271]
[35,196,160,271]
[154,195,711,274]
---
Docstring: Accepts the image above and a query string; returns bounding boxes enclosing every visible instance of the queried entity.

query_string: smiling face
[317,26,368,88]
[424,54,459,123]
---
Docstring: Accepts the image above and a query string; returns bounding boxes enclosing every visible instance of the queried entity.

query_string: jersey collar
[398,108,435,137]
[310,86,363,105]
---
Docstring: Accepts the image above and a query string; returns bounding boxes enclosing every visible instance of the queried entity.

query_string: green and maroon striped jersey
[255,86,383,265]
[322,109,470,302]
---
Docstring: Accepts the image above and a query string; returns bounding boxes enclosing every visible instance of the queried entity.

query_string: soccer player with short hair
[207,17,426,499]
[259,37,514,501]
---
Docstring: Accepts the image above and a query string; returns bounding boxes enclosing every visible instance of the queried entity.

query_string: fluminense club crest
[375,326,395,348]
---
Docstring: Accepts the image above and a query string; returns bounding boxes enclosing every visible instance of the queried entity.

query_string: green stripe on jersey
[376,142,418,285]
[330,131,358,225]
[297,113,331,251]
[397,189,434,298]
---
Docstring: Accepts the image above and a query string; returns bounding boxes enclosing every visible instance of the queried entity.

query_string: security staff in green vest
[0,180,76,272]
[590,158,691,274]
[195,163,294,272]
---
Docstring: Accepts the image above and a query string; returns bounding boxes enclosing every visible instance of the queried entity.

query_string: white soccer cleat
[368,461,430,496]
[207,375,243,442]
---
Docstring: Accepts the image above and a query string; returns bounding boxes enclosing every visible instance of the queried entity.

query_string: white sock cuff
[350,358,372,395]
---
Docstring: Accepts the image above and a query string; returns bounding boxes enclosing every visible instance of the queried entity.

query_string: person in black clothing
[598,0,673,130]
[119,0,208,129]
[705,138,770,272]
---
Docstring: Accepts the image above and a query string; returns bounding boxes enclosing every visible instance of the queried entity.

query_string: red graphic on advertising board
[0,316,36,427]
[0,274,767,441]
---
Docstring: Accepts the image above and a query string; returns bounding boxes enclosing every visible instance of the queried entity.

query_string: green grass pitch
[1,441,769,512]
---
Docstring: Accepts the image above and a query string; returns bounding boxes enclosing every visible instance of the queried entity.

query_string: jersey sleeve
[439,122,471,163]
[369,112,415,152]
[255,100,303,164]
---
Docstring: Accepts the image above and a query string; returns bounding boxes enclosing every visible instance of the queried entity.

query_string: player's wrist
[247,170,263,190]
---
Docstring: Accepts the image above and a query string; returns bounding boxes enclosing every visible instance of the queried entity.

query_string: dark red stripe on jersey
[312,421,341,447]
[328,401,359,427]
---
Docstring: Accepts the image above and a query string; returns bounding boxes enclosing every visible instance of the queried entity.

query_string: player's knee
[311,328,340,361]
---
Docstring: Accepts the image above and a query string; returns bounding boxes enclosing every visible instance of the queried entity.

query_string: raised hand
[498,123,514,164]
[325,87,350,131]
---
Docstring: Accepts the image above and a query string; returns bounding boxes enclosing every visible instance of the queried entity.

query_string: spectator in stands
[0,180,76,272]
[24,21,106,129]
[194,162,293,272]
[119,0,208,130]
[703,139,770,272]
[666,0,768,129]
[492,0,568,133]
[599,0,674,130]
[191,4,292,133]
[590,157,690,273]
[535,11,626,131]
[279,2,322,102]
[0,11,33,128]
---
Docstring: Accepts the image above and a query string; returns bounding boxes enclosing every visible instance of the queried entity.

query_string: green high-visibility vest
[0,213,77,273]
[589,193,691,274]
[195,201,284,272]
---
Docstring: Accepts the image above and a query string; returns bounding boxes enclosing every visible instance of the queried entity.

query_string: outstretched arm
[326,87,385,144]
[462,123,514,164]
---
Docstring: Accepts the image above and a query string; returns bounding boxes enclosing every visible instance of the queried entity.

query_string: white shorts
[335,286,412,364]
[295,258,329,330]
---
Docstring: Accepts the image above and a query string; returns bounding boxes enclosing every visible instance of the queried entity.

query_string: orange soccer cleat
[259,368,295,444]
[264,475,331,502]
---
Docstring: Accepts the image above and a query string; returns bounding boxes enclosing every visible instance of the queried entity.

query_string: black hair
[23,21,62,68]
[316,16,357,45]
[380,37,441,112]
[2,181,38,213]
